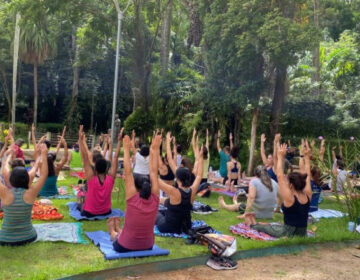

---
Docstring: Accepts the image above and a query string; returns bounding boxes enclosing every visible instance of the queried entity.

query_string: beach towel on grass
[67,202,124,221]
[70,171,85,180]
[309,209,345,219]
[230,223,314,241]
[154,220,220,238]
[0,202,64,221]
[85,231,169,260]
[34,222,87,243]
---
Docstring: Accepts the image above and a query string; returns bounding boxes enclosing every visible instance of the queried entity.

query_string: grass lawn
[0,152,359,279]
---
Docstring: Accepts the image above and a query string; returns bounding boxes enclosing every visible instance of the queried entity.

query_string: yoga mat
[212,188,235,197]
[86,231,169,260]
[34,222,88,244]
[67,202,124,221]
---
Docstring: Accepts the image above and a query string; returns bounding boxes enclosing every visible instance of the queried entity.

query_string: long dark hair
[134,174,151,199]
[10,167,29,189]
[254,165,273,192]
[47,152,56,177]
[288,172,307,191]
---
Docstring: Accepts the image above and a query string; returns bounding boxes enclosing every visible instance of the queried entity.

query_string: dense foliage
[0,0,359,155]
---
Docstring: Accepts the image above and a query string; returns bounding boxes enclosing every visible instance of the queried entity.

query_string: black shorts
[113,240,152,253]
[223,177,238,186]
[81,209,112,218]
[0,234,37,247]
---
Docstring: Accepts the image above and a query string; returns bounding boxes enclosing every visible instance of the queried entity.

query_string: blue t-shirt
[219,150,230,178]
[267,167,278,182]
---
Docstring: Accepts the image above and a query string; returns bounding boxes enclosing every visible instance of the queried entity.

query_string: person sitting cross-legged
[0,144,48,246]
[108,133,161,252]
[249,141,312,238]
[77,125,121,217]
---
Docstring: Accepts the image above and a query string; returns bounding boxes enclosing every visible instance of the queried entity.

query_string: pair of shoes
[206,255,238,270]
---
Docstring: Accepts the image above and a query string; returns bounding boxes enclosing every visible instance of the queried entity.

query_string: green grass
[0,152,359,279]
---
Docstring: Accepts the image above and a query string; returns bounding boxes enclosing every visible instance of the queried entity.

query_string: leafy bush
[124,107,155,141]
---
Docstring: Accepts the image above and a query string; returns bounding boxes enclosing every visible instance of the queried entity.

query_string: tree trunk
[12,13,21,128]
[160,0,173,76]
[0,68,11,121]
[33,63,38,126]
[269,65,287,139]
[247,107,259,176]
[184,0,202,49]
[311,0,320,94]
[233,111,242,146]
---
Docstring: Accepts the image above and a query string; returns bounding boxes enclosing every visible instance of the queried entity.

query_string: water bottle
[348,221,355,232]
[209,166,213,173]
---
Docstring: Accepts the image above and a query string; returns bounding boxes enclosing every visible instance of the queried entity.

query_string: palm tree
[19,20,55,126]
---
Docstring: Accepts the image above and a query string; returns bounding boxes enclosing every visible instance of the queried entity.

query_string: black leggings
[77,203,111,217]
[0,235,37,247]
[113,240,152,253]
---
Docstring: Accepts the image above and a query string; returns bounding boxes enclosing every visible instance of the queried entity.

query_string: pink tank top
[83,175,114,215]
[118,193,159,250]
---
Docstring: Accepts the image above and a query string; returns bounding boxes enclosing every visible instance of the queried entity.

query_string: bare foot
[113,217,121,233]
[244,213,253,226]
[107,217,115,232]
[218,196,226,208]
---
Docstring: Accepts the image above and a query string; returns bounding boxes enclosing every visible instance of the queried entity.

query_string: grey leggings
[251,223,307,238]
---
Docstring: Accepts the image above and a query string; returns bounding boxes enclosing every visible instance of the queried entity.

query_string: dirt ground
[119,247,360,280]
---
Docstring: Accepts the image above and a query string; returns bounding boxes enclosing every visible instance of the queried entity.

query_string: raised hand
[229,132,233,140]
[274,133,281,143]
[41,143,48,155]
[304,140,311,157]
[166,132,172,143]
[277,143,287,158]
[261,134,266,143]
[217,130,221,139]
[123,135,131,150]
[118,127,124,142]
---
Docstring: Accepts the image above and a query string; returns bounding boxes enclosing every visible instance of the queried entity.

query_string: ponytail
[139,180,151,199]
[254,165,273,192]
[134,174,152,200]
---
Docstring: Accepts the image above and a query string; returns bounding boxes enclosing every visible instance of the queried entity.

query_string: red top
[83,175,114,215]
[118,193,159,250]
[14,145,24,160]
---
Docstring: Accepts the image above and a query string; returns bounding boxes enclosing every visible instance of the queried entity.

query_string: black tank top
[160,165,175,181]
[164,188,192,233]
[282,195,310,228]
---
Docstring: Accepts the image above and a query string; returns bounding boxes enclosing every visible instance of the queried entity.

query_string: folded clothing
[86,231,169,260]
[67,202,124,221]
[34,222,87,244]
[154,220,220,238]
[309,209,344,219]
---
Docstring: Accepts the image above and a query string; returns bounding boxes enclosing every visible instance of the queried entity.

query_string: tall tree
[160,0,173,76]
[19,19,55,125]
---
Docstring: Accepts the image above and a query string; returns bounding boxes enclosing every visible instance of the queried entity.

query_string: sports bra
[231,162,239,173]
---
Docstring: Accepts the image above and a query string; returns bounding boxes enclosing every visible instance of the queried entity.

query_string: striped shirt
[0,188,36,244]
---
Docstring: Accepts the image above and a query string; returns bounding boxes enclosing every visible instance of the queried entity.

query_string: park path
[113,246,360,280]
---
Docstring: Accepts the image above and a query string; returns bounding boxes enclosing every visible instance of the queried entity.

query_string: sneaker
[206,256,238,270]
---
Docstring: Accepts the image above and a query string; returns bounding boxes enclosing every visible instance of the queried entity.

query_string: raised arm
[25,144,49,202]
[190,146,204,203]
[273,133,281,169]
[260,134,267,165]
[339,145,343,159]
[149,132,161,196]
[319,139,326,162]
[31,124,37,148]
[2,150,13,187]
[123,135,137,200]
[78,126,94,181]
[229,132,233,150]
[106,136,113,162]
[55,126,66,157]
[0,135,9,159]
[109,128,124,179]
[299,139,305,174]
[55,137,68,174]
[216,130,221,153]
[303,140,312,198]
[166,132,177,174]
[276,143,294,207]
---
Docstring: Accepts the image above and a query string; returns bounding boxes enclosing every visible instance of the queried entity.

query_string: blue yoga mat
[86,231,170,260]
[67,202,124,221]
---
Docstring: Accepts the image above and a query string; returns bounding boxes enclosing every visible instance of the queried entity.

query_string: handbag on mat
[197,233,237,257]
